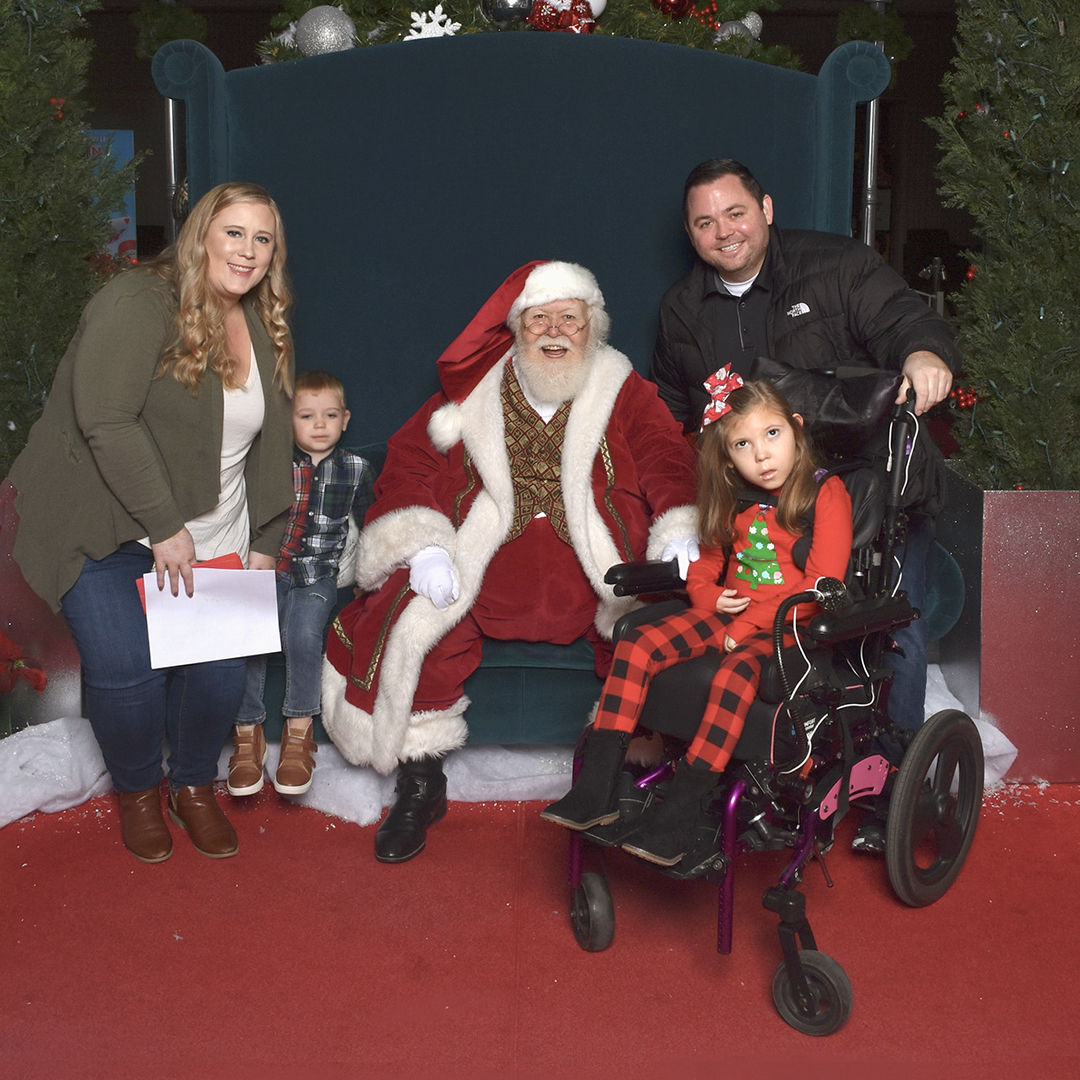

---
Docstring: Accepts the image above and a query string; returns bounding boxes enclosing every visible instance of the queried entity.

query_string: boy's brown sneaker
[274,721,317,795]
[227,724,267,796]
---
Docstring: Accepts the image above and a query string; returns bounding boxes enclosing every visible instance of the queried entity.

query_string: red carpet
[2,783,1078,1079]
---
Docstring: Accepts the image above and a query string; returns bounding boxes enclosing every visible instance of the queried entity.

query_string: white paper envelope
[142,568,281,669]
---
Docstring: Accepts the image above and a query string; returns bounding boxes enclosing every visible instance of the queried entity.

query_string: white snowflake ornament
[405,5,462,39]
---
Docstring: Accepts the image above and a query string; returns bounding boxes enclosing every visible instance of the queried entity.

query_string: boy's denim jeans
[237,574,339,723]
[60,541,246,792]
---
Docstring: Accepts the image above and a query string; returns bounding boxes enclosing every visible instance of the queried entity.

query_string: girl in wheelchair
[541,370,853,867]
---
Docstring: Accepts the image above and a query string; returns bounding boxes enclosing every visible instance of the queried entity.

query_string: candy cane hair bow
[700,364,745,430]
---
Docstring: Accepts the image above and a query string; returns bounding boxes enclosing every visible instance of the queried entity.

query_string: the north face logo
[786,302,810,318]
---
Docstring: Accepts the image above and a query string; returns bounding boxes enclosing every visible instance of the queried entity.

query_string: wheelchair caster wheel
[886,709,983,907]
[772,950,853,1036]
[570,872,614,952]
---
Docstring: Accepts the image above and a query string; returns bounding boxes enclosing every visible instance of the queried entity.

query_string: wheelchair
[559,395,984,1036]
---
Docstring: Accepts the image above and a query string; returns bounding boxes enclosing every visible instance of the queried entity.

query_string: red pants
[593,608,773,773]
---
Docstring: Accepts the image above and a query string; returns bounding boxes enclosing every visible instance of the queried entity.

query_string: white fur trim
[429,401,462,453]
[354,506,457,592]
[321,661,469,772]
[645,504,700,559]
[556,345,641,638]
[508,261,604,325]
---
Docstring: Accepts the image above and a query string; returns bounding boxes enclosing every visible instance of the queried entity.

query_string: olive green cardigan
[9,271,295,611]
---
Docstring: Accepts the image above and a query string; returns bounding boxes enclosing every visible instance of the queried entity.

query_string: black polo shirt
[701,251,773,378]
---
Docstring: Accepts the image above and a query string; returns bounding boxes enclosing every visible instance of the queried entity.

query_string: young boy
[228,371,372,797]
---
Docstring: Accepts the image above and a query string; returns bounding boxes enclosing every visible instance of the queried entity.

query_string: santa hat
[436,260,605,403]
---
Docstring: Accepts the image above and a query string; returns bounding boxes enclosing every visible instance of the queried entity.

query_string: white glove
[661,537,701,581]
[408,545,460,611]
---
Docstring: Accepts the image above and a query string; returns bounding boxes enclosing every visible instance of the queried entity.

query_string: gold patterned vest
[502,365,572,545]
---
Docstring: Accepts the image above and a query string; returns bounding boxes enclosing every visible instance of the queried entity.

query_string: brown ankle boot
[227,724,267,797]
[116,787,172,863]
[168,784,238,858]
[274,721,317,795]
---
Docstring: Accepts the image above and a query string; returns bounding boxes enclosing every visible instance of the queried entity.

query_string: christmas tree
[735,508,785,589]
[930,1,1079,491]
[0,0,140,479]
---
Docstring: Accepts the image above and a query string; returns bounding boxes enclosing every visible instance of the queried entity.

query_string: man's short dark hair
[683,158,767,220]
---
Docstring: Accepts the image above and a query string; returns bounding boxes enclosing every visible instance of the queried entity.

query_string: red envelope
[136,551,246,610]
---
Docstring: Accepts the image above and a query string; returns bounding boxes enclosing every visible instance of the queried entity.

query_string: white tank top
[185,347,265,564]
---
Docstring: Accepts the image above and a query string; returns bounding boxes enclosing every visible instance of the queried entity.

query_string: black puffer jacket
[651,228,962,515]
[652,227,961,432]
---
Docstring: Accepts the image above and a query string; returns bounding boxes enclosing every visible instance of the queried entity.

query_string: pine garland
[0,0,141,478]
[256,0,801,70]
[930,2,1079,490]
[130,3,207,62]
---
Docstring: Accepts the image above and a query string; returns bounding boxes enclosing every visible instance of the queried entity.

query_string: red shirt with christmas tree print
[686,475,853,646]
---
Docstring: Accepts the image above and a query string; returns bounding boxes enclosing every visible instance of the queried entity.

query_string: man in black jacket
[653,158,960,433]
[651,160,961,808]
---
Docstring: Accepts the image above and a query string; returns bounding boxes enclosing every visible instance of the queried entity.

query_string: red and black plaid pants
[593,608,774,773]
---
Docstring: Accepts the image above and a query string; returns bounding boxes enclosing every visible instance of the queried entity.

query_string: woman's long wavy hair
[145,182,293,394]
[697,380,819,548]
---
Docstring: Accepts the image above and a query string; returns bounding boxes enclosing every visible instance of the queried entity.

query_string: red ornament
[49,95,65,121]
[527,0,595,32]
[966,264,977,280]
[653,0,693,18]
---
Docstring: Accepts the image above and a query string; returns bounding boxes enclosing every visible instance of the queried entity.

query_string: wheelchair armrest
[604,559,683,597]
[805,593,916,644]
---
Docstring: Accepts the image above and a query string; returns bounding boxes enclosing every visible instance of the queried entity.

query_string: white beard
[513,331,597,408]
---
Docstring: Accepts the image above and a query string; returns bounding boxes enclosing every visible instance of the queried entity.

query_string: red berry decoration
[693,1,720,29]
[966,264,977,280]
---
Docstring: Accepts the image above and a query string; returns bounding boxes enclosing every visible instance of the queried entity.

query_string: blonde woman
[10,182,295,863]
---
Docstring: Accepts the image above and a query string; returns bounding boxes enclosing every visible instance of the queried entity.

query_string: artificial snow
[0,664,1018,830]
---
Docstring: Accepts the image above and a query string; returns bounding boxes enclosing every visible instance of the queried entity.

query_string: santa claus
[322,260,699,862]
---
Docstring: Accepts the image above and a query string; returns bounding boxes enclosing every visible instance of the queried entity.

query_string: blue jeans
[886,515,932,731]
[237,574,338,722]
[60,541,247,792]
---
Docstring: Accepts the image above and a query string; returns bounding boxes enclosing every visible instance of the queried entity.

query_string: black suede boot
[539,728,633,830]
[621,756,719,867]
[374,755,448,863]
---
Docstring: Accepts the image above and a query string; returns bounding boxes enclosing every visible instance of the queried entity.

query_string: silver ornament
[714,20,752,46]
[478,0,535,28]
[295,5,357,57]
[741,11,762,39]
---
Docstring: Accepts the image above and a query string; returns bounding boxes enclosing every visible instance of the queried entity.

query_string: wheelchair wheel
[772,951,853,1036]
[886,709,983,908]
[571,872,615,952]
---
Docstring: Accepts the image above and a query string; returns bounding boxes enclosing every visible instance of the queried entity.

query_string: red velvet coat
[322,346,697,771]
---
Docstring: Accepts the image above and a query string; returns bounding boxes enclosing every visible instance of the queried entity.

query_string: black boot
[539,729,633,830]
[621,756,719,867]
[375,755,448,863]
